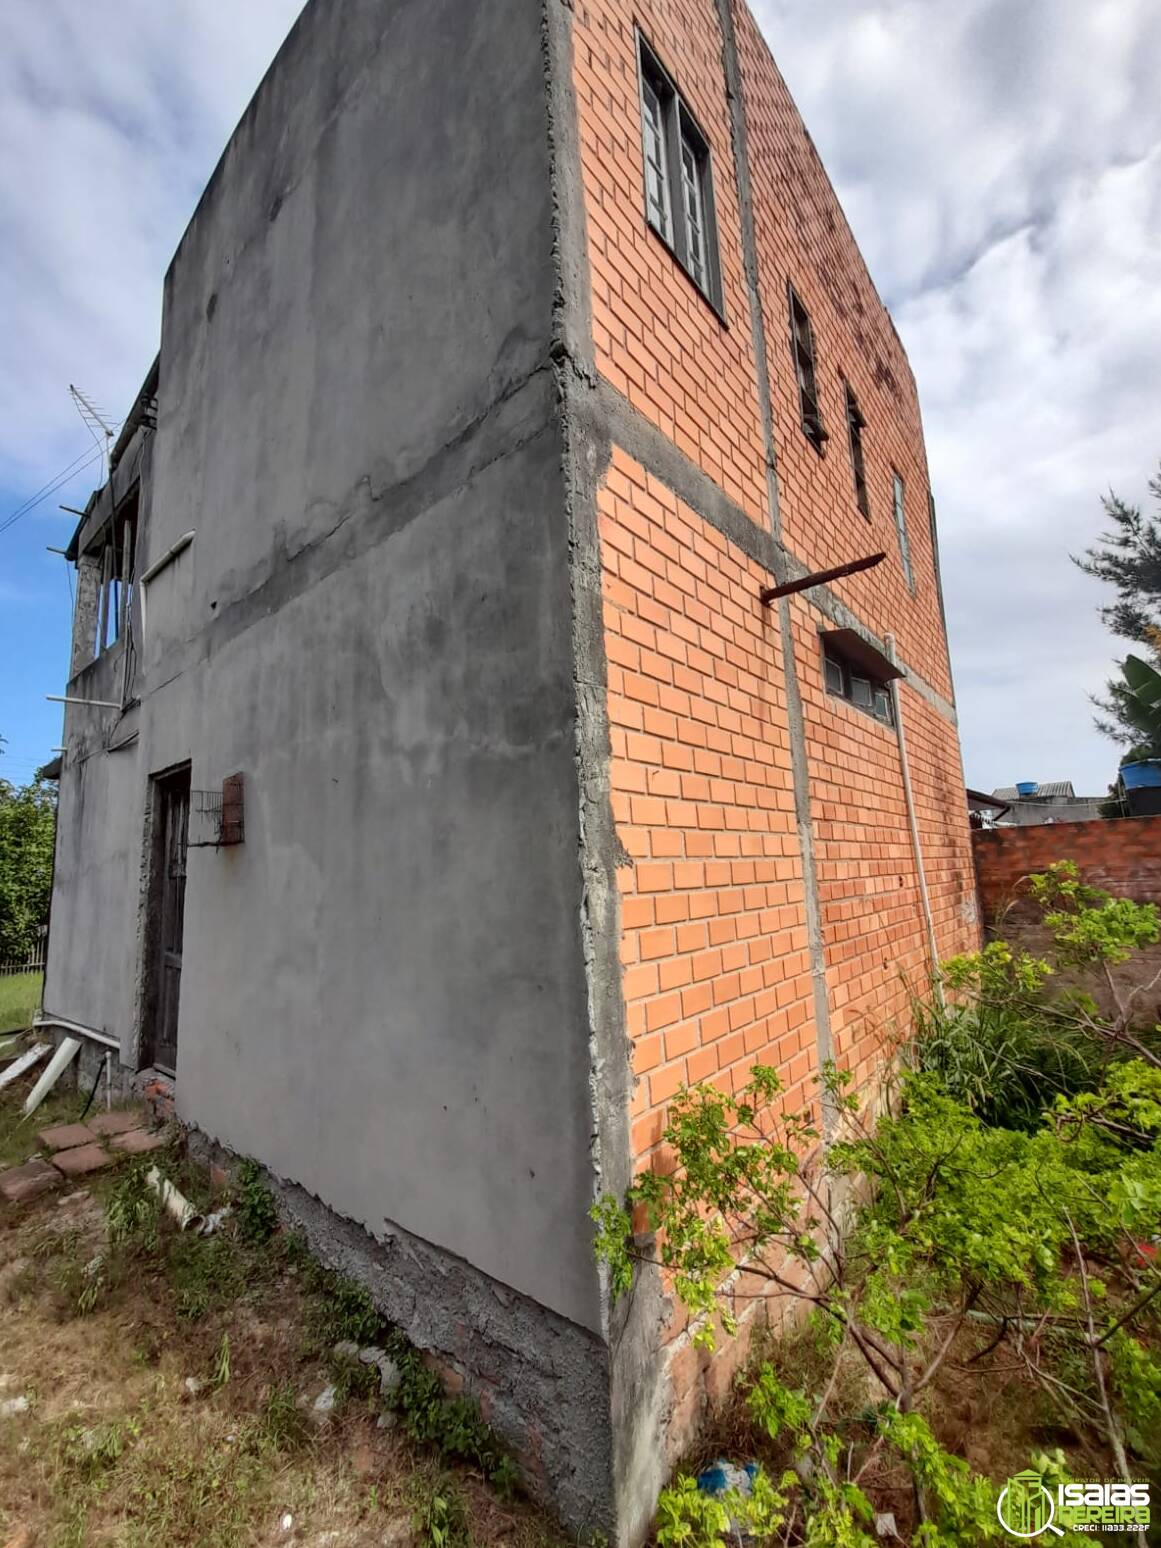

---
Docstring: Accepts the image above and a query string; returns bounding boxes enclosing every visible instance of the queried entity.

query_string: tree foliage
[594,866,1161,1546]
[1073,466,1161,754]
[0,773,56,961]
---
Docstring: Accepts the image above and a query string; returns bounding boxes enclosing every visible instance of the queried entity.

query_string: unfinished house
[43,0,978,1539]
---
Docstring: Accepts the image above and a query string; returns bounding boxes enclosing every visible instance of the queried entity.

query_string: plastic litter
[697,1459,761,1538]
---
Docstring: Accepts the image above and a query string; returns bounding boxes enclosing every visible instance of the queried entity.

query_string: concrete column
[70,554,101,678]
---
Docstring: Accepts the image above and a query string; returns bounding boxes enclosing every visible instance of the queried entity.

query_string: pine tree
[1074,465,1161,755]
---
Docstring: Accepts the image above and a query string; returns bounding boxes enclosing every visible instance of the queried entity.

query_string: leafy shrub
[594,1053,1161,1543]
[105,1162,162,1251]
[409,1471,470,1548]
[234,1158,280,1243]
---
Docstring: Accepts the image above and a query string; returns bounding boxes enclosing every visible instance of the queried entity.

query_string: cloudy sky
[1,0,1158,796]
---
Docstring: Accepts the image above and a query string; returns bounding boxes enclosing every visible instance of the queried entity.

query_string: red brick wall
[731,4,952,697]
[573,0,768,518]
[573,0,977,1152]
[600,449,818,1171]
[569,0,980,1457]
[973,817,1161,923]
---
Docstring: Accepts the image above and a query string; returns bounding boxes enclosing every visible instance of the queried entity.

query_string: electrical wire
[0,445,104,538]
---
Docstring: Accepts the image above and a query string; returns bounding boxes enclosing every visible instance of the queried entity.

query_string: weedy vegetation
[594,864,1161,1546]
[0,1122,557,1548]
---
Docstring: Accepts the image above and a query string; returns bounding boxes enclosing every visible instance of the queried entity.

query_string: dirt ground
[0,1074,564,1548]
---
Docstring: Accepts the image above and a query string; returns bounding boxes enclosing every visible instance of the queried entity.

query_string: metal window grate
[188,773,244,848]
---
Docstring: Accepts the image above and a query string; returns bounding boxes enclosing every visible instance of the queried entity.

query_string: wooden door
[150,768,189,1072]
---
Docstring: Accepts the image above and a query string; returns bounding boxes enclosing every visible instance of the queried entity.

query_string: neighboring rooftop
[993,782,1078,801]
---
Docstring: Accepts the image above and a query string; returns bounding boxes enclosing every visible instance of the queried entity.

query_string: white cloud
[756,0,1161,793]
[2,0,1158,798]
[0,0,304,484]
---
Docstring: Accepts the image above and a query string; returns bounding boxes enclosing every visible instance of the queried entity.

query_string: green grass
[0,971,42,1033]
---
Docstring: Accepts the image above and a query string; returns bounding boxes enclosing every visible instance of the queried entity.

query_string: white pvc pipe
[0,1043,51,1092]
[22,1036,80,1116]
[34,1013,120,1051]
[146,1166,204,1233]
[46,695,121,710]
[885,635,943,1003]
[139,530,195,587]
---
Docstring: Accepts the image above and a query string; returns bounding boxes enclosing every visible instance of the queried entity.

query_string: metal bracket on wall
[759,550,885,606]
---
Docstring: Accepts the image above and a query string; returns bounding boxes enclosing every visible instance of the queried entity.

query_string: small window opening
[845,384,870,518]
[892,471,914,590]
[789,286,826,451]
[93,497,137,655]
[637,36,722,313]
[821,635,896,727]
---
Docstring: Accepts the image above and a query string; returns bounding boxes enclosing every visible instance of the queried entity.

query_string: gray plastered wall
[44,0,624,1531]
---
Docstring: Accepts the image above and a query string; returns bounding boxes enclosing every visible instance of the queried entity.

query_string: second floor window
[789,286,826,451]
[637,36,722,313]
[844,384,870,518]
[893,471,914,590]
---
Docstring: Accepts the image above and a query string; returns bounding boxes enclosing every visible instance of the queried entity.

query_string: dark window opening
[91,495,137,656]
[789,285,826,451]
[892,471,914,590]
[821,632,897,727]
[637,36,722,313]
[844,384,870,518]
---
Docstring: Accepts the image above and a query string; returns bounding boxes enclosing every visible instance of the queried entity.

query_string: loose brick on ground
[37,1121,98,1152]
[52,1144,113,1177]
[1,1159,62,1203]
[109,1128,168,1154]
[89,1109,146,1137]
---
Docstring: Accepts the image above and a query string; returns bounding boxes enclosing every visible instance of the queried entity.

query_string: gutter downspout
[885,634,943,1004]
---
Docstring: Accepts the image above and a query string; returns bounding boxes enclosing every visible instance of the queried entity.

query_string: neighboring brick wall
[973,817,1161,923]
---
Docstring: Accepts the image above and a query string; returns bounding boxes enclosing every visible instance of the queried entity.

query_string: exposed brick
[577,0,978,1457]
[973,816,1161,922]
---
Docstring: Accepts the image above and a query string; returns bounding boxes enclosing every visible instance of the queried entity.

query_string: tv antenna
[69,385,119,481]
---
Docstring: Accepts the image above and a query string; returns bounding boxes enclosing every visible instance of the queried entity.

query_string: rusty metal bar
[759,550,885,605]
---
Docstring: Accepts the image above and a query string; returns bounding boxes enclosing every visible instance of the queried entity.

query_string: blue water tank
[1015,781,1038,797]
[1120,761,1161,790]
